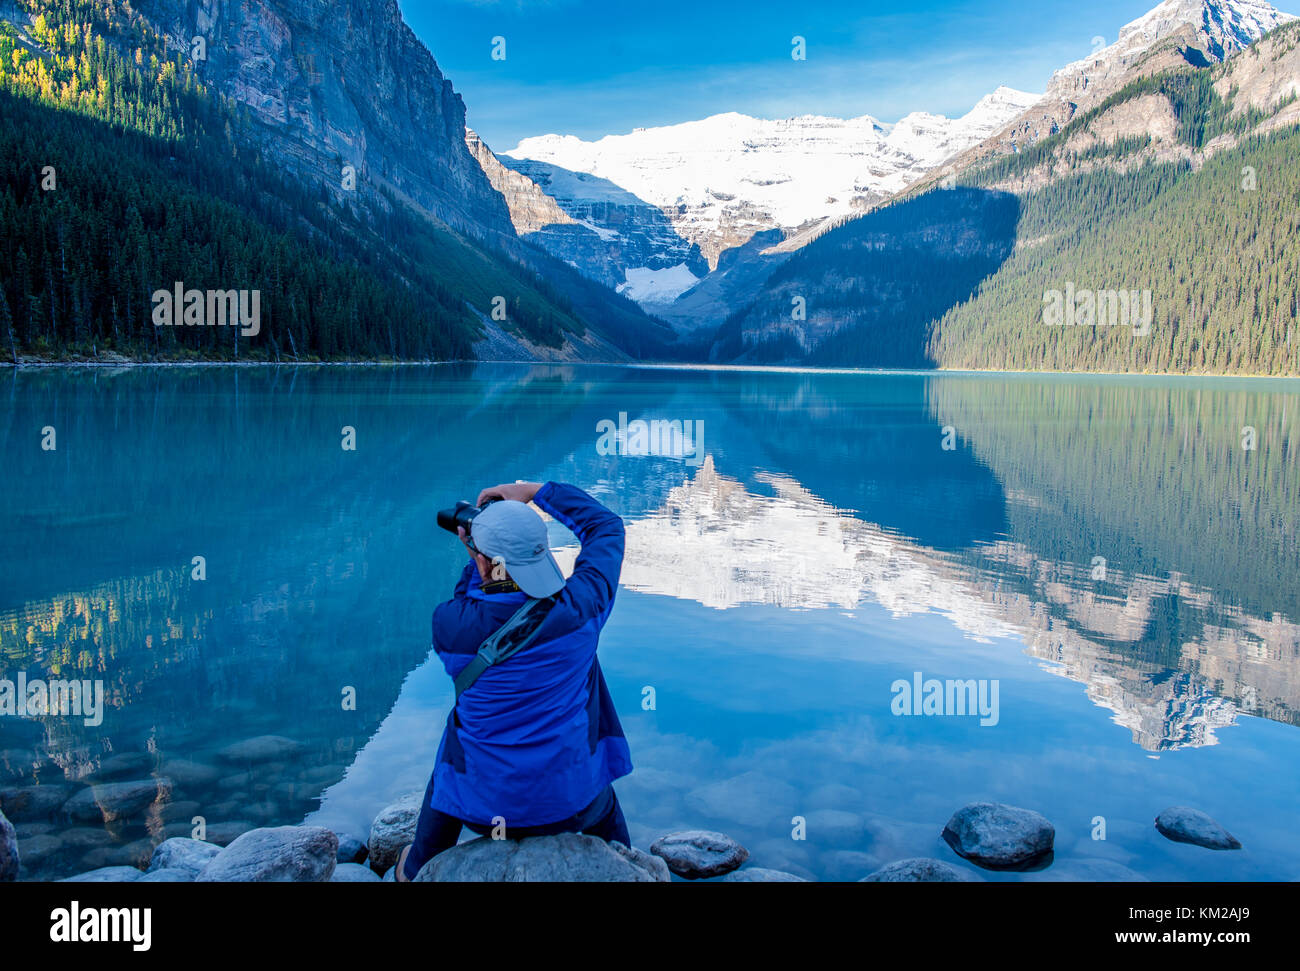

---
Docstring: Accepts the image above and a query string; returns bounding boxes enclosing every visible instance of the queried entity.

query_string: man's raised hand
[477,481,542,507]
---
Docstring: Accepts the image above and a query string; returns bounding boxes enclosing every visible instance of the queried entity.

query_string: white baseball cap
[469,500,566,598]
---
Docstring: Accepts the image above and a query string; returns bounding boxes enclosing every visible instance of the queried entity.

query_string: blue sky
[397,0,1171,149]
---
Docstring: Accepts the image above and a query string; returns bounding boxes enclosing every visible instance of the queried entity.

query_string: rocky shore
[0,791,1245,883]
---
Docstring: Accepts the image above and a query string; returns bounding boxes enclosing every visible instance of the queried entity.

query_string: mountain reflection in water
[1,364,1297,881]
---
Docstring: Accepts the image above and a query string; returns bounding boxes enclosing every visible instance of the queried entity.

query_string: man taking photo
[398,480,633,881]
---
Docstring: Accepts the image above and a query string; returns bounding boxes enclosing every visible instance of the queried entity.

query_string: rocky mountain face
[137,0,516,243]
[969,16,1300,196]
[492,153,710,295]
[465,129,575,237]
[918,0,1296,192]
[1046,0,1293,104]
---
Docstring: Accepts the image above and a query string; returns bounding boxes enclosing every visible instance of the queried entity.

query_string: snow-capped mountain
[914,0,1296,197]
[1046,0,1295,105]
[503,86,1040,273]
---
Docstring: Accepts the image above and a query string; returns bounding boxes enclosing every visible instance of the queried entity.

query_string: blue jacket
[429,482,633,826]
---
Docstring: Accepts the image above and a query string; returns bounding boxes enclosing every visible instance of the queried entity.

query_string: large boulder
[862,858,982,882]
[720,867,808,882]
[414,834,671,882]
[60,866,144,882]
[195,826,338,882]
[649,830,749,879]
[368,792,422,874]
[942,802,1054,869]
[216,736,304,764]
[62,778,171,823]
[147,837,221,877]
[1155,807,1242,850]
[0,808,17,881]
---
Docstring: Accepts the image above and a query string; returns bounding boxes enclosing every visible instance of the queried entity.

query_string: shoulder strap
[453,596,554,700]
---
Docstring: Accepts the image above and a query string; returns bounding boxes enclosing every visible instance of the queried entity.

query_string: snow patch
[618,264,700,304]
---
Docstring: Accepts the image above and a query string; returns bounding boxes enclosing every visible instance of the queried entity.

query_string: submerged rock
[0,808,17,881]
[62,778,171,823]
[942,802,1055,869]
[16,833,61,869]
[82,839,154,870]
[60,866,144,882]
[331,862,382,882]
[202,821,255,846]
[196,826,338,882]
[414,834,671,882]
[0,784,75,821]
[720,867,808,882]
[216,735,304,764]
[60,827,115,849]
[90,753,153,781]
[1155,807,1242,850]
[862,858,982,882]
[148,837,221,877]
[1029,858,1147,881]
[649,830,749,879]
[159,761,221,790]
[157,801,204,824]
[368,792,422,874]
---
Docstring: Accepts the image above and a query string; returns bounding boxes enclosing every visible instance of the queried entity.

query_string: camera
[436,497,499,536]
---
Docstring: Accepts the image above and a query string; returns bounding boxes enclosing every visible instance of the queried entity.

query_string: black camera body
[436,497,499,536]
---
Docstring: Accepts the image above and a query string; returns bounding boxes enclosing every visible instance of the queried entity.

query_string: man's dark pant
[402,774,630,880]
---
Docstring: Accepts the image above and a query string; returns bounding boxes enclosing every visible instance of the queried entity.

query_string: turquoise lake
[1,363,1298,880]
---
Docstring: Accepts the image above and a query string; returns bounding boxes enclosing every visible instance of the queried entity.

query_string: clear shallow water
[1,363,1297,880]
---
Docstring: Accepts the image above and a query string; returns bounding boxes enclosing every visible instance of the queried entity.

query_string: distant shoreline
[8,358,1300,382]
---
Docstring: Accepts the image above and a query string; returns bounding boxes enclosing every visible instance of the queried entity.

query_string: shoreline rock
[0,808,18,881]
[196,826,338,882]
[862,858,982,882]
[414,834,670,882]
[721,867,808,882]
[649,830,749,879]
[332,862,382,882]
[367,793,422,874]
[942,802,1055,870]
[148,837,222,877]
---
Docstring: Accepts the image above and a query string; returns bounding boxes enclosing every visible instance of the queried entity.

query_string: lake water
[1,363,1298,881]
